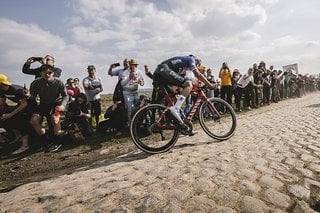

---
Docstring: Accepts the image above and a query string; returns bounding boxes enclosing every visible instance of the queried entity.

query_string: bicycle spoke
[199,98,237,140]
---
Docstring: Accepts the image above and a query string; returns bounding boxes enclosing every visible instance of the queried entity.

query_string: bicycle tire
[130,104,180,154]
[198,98,237,140]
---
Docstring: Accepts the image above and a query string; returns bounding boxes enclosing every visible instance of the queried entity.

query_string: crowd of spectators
[1,55,320,156]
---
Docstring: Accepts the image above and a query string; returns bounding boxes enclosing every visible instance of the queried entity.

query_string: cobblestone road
[1,92,320,212]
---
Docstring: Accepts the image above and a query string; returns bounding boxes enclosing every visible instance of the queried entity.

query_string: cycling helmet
[189,54,202,65]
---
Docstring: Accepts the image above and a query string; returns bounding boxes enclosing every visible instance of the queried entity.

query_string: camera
[113,63,120,67]
[33,57,43,62]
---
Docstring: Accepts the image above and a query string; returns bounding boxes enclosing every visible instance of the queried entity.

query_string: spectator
[73,78,84,92]
[219,62,233,107]
[97,100,127,136]
[253,66,264,107]
[66,78,81,100]
[121,59,144,126]
[64,93,93,138]
[0,95,20,145]
[206,68,215,98]
[266,65,274,103]
[271,70,284,103]
[0,74,36,154]
[83,65,103,127]
[22,55,62,79]
[231,69,241,111]
[258,61,267,73]
[29,65,68,152]
[262,71,271,105]
[235,68,261,111]
[108,58,129,103]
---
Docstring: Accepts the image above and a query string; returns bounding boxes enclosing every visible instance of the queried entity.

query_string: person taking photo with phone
[107,58,130,103]
[22,55,62,79]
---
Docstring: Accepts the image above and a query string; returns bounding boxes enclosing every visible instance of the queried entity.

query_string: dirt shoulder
[0,132,137,192]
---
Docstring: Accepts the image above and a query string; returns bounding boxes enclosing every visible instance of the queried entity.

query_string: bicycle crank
[180,120,196,136]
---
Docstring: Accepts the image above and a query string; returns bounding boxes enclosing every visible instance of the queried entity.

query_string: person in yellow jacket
[219,62,233,107]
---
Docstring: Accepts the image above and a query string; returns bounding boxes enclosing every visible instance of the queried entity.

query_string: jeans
[123,92,139,125]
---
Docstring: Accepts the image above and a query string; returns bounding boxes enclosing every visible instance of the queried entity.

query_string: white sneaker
[12,146,29,155]
[169,106,184,124]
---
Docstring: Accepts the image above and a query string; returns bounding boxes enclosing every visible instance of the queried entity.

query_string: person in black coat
[22,55,62,79]
[64,93,93,137]
[97,101,127,136]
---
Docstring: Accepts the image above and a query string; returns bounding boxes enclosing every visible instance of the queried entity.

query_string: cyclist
[152,55,216,125]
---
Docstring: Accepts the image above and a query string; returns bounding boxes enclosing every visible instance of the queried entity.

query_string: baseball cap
[0,74,12,86]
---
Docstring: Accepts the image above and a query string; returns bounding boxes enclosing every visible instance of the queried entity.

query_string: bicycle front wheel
[199,98,237,140]
[130,104,180,154]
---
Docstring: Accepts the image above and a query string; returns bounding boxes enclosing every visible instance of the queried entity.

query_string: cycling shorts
[153,63,186,87]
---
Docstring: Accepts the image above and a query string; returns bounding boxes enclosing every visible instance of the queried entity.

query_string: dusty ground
[0,131,137,192]
[0,93,154,192]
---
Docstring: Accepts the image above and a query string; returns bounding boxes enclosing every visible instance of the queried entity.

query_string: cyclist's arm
[192,68,215,89]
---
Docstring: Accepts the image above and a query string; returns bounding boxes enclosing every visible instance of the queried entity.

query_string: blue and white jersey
[161,56,197,76]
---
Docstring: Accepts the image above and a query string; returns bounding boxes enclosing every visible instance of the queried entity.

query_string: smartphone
[113,63,120,67]
[33,57,43,62]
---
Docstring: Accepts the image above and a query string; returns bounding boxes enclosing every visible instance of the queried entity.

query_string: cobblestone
[288,184,310,200]
[259,175,284,189]
[262,188,291,208]
[1,92,320,212]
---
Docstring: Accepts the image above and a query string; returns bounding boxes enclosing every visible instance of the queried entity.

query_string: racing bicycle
[130,84,237,154]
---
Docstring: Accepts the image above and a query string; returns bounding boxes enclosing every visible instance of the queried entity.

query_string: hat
[129,59,138,65]
[87,65,95,70]
[233,69,239,73]
[198,65,206,71]
[0,74,12,86]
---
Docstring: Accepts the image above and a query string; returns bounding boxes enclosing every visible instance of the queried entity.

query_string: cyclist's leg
[153,64,192,124]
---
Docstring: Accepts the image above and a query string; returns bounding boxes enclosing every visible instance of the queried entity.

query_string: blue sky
[1,0,320,93]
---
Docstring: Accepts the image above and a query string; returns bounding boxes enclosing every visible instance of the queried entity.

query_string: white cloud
[0,18,120,92]
[1,0,320,94]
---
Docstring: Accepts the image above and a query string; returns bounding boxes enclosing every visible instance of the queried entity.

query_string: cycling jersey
[160,56,197,76]
[153,56,197,87]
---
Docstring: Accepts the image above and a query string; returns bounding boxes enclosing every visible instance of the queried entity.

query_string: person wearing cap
[29,65,68,152]
[22,55,62,79]
[120,59,144,126]
[0,74,35,154]
[82,65,103,126]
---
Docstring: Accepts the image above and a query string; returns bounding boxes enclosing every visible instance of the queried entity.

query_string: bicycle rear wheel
[130,104,180,154]
[199,98,236,140]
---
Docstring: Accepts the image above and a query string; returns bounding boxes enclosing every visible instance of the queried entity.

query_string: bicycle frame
[155,85,221,130]
[185,86,221,122]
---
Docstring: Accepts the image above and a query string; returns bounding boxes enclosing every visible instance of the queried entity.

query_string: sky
[1,0,320,93]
